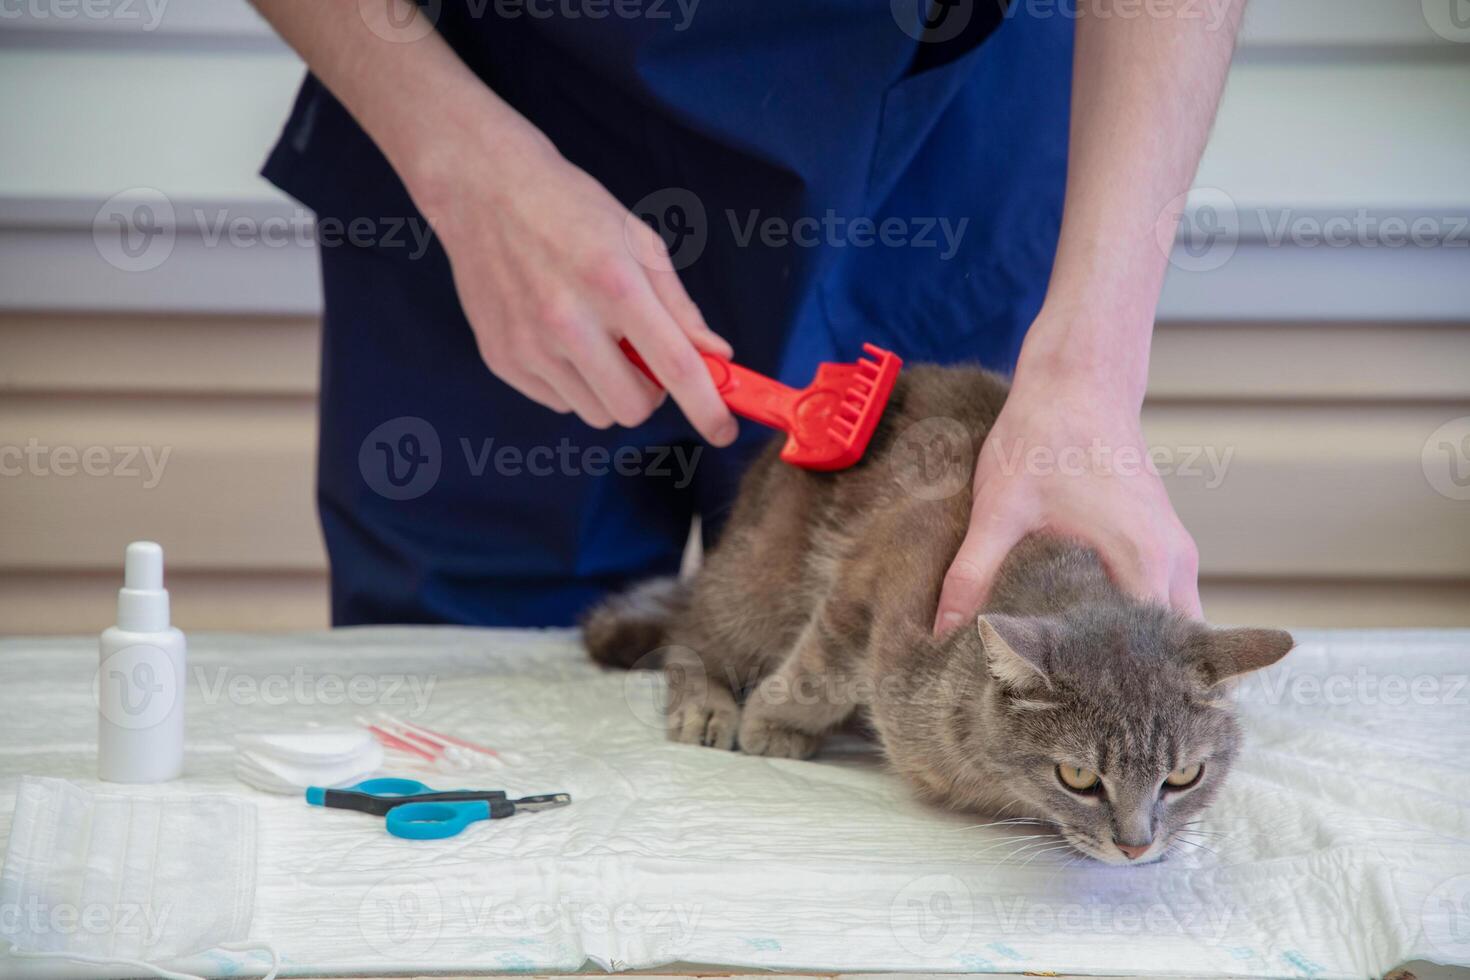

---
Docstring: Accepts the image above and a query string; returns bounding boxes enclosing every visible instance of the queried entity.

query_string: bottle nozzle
[125,541,164,591]
[117,541,169,632]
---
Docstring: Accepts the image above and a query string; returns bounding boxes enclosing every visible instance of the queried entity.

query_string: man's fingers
[621,282,737,447]
[1104,544,1168,607]
[559,323,665,429]
[508,375,571,414]
[933,522,1024,636]
[1094,532,1174,609]
[1169,536,1204,619]
[480,349,572,414]
[645,266,733,358]
[1171,575,1205,619]
[533,356,615,429]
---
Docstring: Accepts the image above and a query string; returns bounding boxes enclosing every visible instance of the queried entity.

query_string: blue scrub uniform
[262,2,1073,627]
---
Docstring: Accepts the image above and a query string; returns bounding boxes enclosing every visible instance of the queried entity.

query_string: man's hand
[931,0,1243,632]
[932,328,1202,635]
[248,0,737,446]
[415,133,737,444]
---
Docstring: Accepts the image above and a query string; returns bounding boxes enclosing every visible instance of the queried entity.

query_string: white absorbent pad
[234,726,384,794]
[0,627,1466,978]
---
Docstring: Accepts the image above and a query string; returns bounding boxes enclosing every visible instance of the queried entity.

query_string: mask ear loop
[217,940,280,979]
[8,941,278,980]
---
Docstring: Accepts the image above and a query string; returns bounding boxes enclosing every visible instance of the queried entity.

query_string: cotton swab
[356,717,436,762]
[370,715,466,768]
[378,714,519,769]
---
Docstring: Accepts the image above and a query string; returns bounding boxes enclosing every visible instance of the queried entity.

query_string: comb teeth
[785,343,901,468]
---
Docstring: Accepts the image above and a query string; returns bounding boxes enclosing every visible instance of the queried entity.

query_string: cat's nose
[1115,840,1152,861]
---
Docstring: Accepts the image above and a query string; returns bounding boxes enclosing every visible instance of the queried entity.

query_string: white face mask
[0,777,276,980]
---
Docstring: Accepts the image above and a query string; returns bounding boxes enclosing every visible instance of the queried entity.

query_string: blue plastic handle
[385,800,493,840]
[305,779,435,808]
[350,777,436,797]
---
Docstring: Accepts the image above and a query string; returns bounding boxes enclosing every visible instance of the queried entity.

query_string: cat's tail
[580,576,690,670]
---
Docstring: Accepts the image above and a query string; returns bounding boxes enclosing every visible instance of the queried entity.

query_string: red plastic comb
[620,339,902,471]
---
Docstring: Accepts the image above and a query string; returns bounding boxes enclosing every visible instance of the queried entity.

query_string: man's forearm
[1019,0,1246,408]
[248,0,547,216]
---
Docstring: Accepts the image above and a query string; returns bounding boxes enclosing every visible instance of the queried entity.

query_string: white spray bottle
[98,541,186,782]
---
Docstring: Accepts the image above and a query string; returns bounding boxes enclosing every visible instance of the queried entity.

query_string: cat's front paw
[737,715,819,759]
[667,698,740,750]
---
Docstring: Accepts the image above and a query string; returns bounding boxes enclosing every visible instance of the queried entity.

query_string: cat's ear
[1187,627,1294,686]
[977,615,1051,690]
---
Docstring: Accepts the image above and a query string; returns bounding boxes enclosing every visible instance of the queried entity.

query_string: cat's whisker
[994,798,1027,816]
[1170,836,1219,857]
[987,838,1060,864]
[974,842,1049,861]
[1174,823,1240,843]
[978,830,1056,843]
[956,817,1049,833]
[958,811,1029,834]
[1005,847,1073,870]
[991,836,1072,864]
[1016,843,1074,869]
[970,840,1064,863]
[970,835,1059,860]
[1040,852,1089,886]
[1175,827,1236,844]
[985,845,1033,865]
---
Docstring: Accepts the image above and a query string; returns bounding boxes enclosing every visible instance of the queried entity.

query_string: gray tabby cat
[584,365,1293,865]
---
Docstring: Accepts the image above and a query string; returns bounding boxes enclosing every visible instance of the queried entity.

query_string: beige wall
[2,313,1467,634]
[0,313,327,633]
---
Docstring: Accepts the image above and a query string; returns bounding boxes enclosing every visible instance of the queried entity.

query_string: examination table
[1,627,1467,979]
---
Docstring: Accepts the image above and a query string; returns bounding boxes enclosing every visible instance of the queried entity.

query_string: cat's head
[967,607,1292,865]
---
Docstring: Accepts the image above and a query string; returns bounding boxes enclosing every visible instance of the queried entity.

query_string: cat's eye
[1164,763,1203,790]
[1056,764,1101,793]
